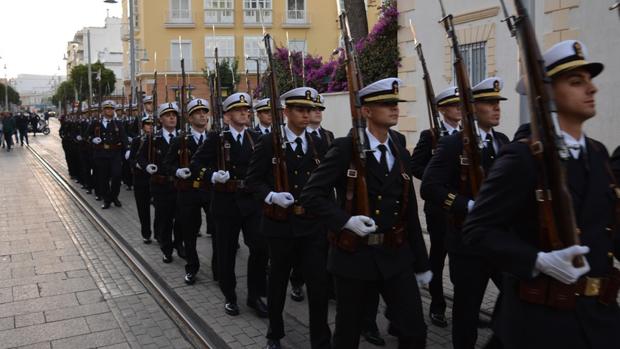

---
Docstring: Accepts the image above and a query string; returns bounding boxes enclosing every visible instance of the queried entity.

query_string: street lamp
[104,0,136,105]
[3,63,8,112]
[245,55,262,95]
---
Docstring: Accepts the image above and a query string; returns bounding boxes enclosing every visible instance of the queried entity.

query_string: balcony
[243,9,273,27]
[204,8,235,27]
[282,10,311,28]
[165,10,197,28]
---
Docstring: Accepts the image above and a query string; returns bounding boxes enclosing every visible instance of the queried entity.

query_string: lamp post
[245,56,261,95]
[3,62,8,112]
[105,0,135,104]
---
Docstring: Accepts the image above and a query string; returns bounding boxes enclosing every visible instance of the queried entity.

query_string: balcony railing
[204,8,235,25]
[165,10,197,27]
[282,10,311,27]
[166,57,205,73]
[243,9,272,25]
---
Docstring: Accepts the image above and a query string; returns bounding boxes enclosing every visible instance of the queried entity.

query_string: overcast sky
[0,0,122,79]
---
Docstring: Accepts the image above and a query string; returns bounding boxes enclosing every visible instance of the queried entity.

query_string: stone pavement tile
[98,343,131,349]
[85,313,119,332]
[0,317,14,331]
[12,284,40,301]
[50,328,127,349]
[15,312,45,328]
[0,293,78,318]
[76,289,105,305]
[0,287,13,304]
[0,317,90,349]
[38,277,97,297]
[35,260,85,275]
[11,266,36,279]
[17,342,51,349]
[44,301,110,323]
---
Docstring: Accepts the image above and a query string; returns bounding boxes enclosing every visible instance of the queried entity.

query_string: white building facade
[397,0,620,151]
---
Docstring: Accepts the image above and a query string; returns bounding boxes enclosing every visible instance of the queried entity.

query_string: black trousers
[122,156,133,187]
[94,152,122,203]
[177,189,212,274]
[133,175,151,239]
[333,271,427,349]
[152,184,179,256]
[449,252,501,349]
[266,234,331,349]
[5,132,15,150]
[216,208,266,303]
[18,127,28,144]
[425,204,448,314]
[79,146,94,190]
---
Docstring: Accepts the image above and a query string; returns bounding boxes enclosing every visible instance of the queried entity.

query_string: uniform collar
[285,125,306,143]
[365,128,392,152]
[229,126,247,141]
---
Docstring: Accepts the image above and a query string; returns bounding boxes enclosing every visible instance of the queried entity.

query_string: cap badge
[493,80,500,92]
[305,90,312,100]
[392,81,399,95]
[573,42,584,59]
[240,95,246,103]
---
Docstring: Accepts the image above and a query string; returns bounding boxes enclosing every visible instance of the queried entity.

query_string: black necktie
[264,128,270,134]
[295,137,304,157]
[168,133,173,143]
[198,134,204,146]
[377,144,389,175]
[486,134,496,158]
[310,130,319,138]
[236,133,242,145]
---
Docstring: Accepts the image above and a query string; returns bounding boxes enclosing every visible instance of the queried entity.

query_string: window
[205,36,235,70]
[243,0,272,24]
[286,0,305,23]
[169,0,191,22]
[453,41,486,86]
[170,40,193,71]
[288,39,306,53]
[244,36,269,72]
[204,0,234,24]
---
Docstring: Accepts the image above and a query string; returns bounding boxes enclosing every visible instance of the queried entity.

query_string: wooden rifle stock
[339,11,370,216]
[509,0,582,264]
[264,33,290,220]
[179,57,190,167]
[438,0,485,197]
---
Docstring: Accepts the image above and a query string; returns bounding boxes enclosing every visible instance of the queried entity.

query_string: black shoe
[477,317,492,328]
[126,186,132,191]
[95,196,102,201]
[113,199,122,207]
[101,202,111,209]
[184,272,196,285]
[197,232,202,237]
[429,311,448,328]
[81,185,88,189]
[163,255,173,263]
[265,339,281,349]
[143,238,152,244]
[224,302,240,316]
[247,298,268,318]
[290,286,305,302]
[86,189,92,194]
[362,330,386,346]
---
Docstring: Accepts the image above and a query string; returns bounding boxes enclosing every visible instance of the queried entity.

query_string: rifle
[149,56,159,164]
[245,68,256,128]
[137,79,144,129]
[178,37,190,168]
[338,11,370,216]
[438,0,485,197]
[611,2,620,18]
[210,47,230,171]
[264,33,290,220]
[164,73,169,102]
[409,19,446,151]
[286,32,296,88]
[500,0,583,263]
[96,68,103,138]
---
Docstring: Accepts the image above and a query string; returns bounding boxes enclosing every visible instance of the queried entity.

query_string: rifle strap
[306,133,321,166]
[587,139,620,236]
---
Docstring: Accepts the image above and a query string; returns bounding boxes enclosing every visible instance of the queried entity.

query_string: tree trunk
[344,0,369,44]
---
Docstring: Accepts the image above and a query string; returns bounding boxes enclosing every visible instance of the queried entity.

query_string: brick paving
[16,119,501,348]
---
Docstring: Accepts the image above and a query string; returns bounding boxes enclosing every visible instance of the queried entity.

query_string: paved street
[0,120,498,348]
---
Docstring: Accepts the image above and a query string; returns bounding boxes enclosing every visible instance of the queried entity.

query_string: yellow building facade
[121,0,381,98]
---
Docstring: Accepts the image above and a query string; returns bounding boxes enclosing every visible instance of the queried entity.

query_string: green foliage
[0,83,20,107]
[202,58,240,97]
[67,61,116,101]
[51,80,76,106]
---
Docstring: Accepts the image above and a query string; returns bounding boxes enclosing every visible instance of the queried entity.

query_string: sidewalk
[0,143,192,348]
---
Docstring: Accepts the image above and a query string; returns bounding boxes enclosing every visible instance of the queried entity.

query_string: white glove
[128,136,133,142]
[92,137,102,145]
[124,150,131,160]
[268,192,295,208]
[415,270,433,286]
[146,164,158,174]
[211,170,230,184]
[467,200,475,213]
[76,135,83,141]
[135,163,142,170]
[535,245,591,284]
[343,215,377,237]
[176,168,191,179]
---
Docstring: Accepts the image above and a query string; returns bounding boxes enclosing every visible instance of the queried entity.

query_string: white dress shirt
[190,127,206,145]
[365,128,395,171]
[561,130,587,160]
[285,126,307,154]
[162,129,177,144]
[479,128,499,154]
[306,126,322,138]
[230,127,247,145]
